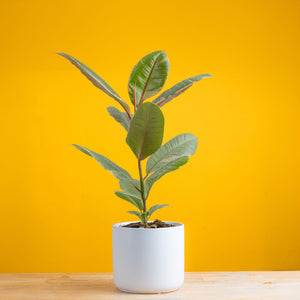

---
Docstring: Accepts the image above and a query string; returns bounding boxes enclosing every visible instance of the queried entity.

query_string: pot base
[118,286,180,294]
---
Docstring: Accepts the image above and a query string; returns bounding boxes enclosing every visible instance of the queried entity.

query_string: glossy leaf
[145,156,189,193]
[127,210,143,221]
[127,211,148,223]
[73,144,93,157]
[127,210,142,218]
[152,74,212,107]
[114,191,143,210]
[126,102,164,160]
[57,53,131,115]
[73,144,133,182]
[148,204,169,217]
[128,51,170,106]
[146,133,198,176]
[107,106,131,132]
[119,179,142,199]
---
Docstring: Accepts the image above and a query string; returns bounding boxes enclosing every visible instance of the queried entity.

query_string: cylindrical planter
[112,221,184,293]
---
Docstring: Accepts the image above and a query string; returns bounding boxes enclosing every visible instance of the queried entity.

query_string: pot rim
[113,221,184,230]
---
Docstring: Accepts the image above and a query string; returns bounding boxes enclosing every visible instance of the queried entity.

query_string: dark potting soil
[122,219,174,228]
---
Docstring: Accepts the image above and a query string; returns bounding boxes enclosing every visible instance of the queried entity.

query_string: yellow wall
[0,0,299,272]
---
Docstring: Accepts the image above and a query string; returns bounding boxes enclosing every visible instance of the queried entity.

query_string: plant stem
[126,111,131,120]
[138,159,148,228]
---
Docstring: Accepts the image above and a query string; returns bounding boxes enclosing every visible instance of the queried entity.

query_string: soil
[123,219,174,228]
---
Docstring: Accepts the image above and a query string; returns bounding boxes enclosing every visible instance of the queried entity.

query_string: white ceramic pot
[112,221,184,293]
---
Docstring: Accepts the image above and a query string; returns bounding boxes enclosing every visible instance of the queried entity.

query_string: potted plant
[57,51,211,293]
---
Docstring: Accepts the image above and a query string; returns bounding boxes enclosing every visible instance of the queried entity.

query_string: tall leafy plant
[58,51,211,228]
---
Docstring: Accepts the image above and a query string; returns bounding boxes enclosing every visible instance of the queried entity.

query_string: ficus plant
[58,51,211,228]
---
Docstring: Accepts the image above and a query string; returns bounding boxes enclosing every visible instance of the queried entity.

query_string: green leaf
[128,51,170,106]
[127,210,141,216]
[127,211,148,224]
[119,179,142,199]
[152,74,212,107]
[107,106,131,132]
[127,210,142,218]
[115,191,143,210]
[73,144,93,157]
[73,144,133,182]
[57,53,131,115]
[148,204,169,218]
[146,133,198,175]
[145,156,189,193]
[126,102,164,160]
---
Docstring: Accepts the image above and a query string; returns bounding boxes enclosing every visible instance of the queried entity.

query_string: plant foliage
[58,50,211,227]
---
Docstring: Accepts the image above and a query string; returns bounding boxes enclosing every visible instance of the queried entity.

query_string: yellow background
[0,0,299,272]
